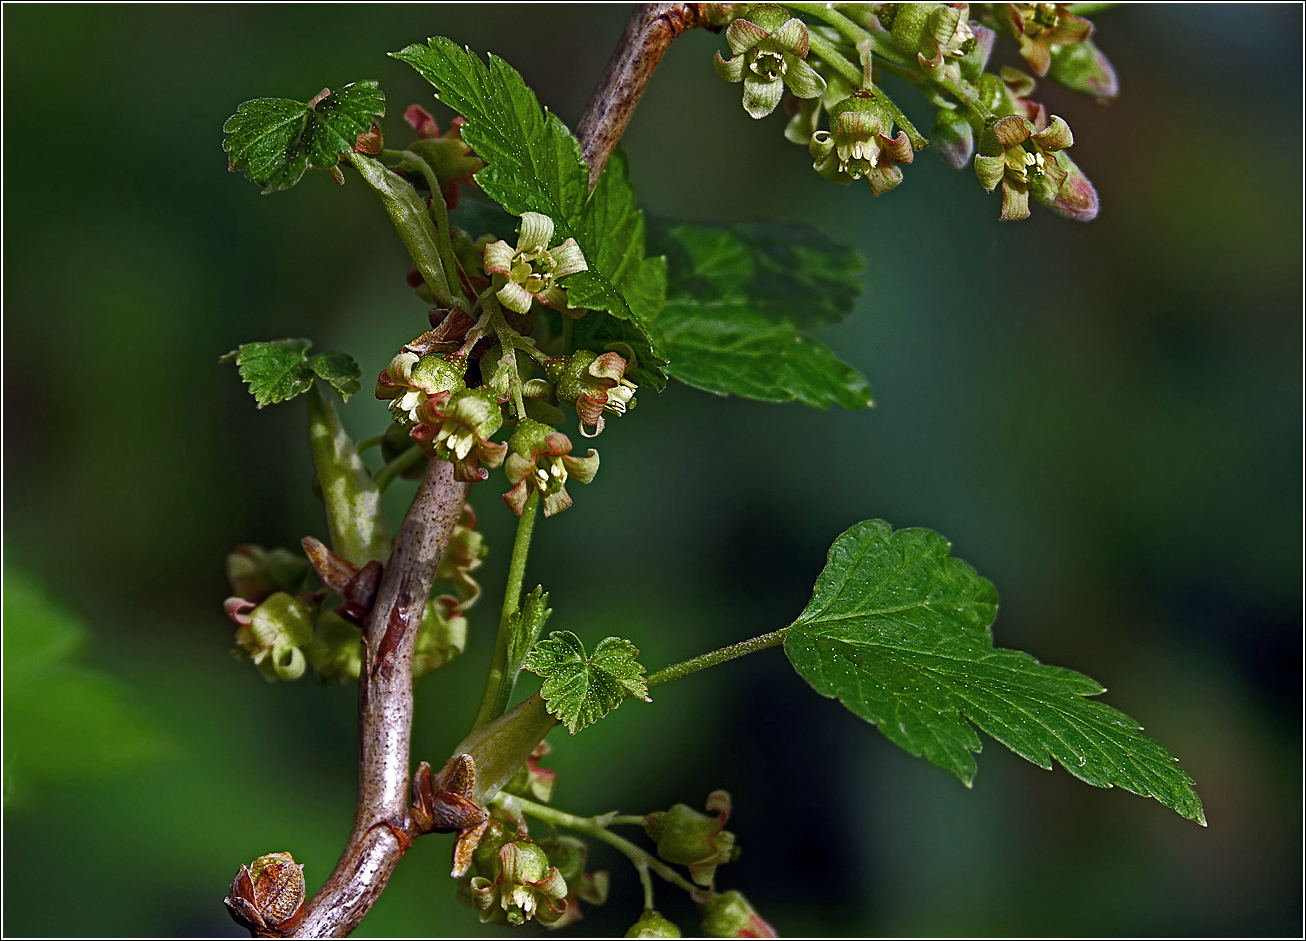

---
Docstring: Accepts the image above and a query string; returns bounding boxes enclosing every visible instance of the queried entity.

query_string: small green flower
[644,790,738,887]
[1004,2,1092,77]
[483,212,588,314]
[974,112,1073,221]
[412,388,508,482]
[698,890,777,938]
[225,591,316,682]
[469,840,570,926]
[809,92,915,195]
[546,350,637,438]
[714,4,826,119]
[503,419,599,517]
[375,351,467,424]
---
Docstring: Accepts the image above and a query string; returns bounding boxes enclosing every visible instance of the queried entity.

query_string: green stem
[504,795,700,896]
[646,628,790,689]
[636,859,655,911]
[372,444,425,493]
[607,814,648,827]
[804,29,863,87]
[357,434,386,453]
[471,489,540,730]
[344,151,460,311]
[393,149,471,306]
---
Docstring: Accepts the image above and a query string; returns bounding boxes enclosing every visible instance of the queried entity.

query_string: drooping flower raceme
[483,212,587,314]
[714,4,826,119]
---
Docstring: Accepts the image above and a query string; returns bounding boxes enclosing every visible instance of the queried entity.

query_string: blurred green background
[4,4,1301,936]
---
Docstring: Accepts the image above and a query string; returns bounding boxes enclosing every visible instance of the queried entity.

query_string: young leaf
[221,339,361,407]
[223,81,385,194]
[505,586,552,674]
[649,221,871,409]
[524,631,650,734]
[391,40,668,387]
[784,520,1206,825]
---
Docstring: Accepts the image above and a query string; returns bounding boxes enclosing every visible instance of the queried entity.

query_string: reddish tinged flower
[644,790,737,887]
[809,92,915,195]
[974,113,1074,221]
[546,349,637,437]
[375,351,467,424]
[469,840,570,927]
[503,419,599,517]
[483,212,587,314]
[1005,2,1092,77]
[411,388,508,482]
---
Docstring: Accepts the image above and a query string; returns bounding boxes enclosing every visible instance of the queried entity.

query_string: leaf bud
[224,851,306,936]
[643,790,737,886]
[697,890,777,938]
[627,909,684,938]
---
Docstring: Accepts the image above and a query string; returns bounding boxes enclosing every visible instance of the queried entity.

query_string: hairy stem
[575,3,709,187]
[471,488,540,731]
[504,795,700,896]
[290,459,471,938]
[646,628,790,689]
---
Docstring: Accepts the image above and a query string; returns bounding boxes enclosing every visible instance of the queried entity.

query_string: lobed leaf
[784,521,1206,824]
[649,221,871,408]
[391,40,668,387]
[524,630,650,734]
[223,82,385,193]
[221,339,360,407]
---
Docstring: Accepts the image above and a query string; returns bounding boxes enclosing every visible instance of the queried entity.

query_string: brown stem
[290,459,470,938]
[575,3,709,187]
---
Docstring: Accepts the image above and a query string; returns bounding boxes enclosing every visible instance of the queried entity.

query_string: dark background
[4,4,1301,936]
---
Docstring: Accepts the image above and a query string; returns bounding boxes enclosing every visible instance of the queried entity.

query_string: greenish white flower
[483,212,587,314]
[714,4,826,119]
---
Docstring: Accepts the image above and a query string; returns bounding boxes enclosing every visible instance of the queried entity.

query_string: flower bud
[412,595,468,678]
[644,790,737,886]
[304,608,363,682]
[698,890,776,938]
[931,106,975,170]
[627,909,683,938]
[225,851,306,936]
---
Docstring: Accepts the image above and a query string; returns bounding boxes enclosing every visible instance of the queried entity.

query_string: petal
[548,238,588,277]
[535,285,570,310]
[1033,114,1073,151]
[808,129,836,161]
[782,54,825,99]
[992,114,1032,150]
[477,439,508,469]
[503,480,531,516]
[974,153,1006,191]
[1000,180,1031,222]
[714,51,745,83]
[1020,35,1051,77]
[496,280,534,314]
[562,449,600,484]
[1046,14,1093,46]
[866,165,903,196]
[517,212,554,252]
[726,18,769,55]
[771,18,809,57]
[742,76,785,119]
[880,130,914,165]
[483,240,514,275]
[541,488,573,517]
[505,451,535,486]
[588,351,627,382]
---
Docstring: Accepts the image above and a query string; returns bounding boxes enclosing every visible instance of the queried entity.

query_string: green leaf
[524,631,650,734]
[506,586,552,675]
[649,221,871,408]
[391,40,668,388]
[4,566,166,806]
[223,81,385,194]
[784,521,1206,825]
[221,339,360,406]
